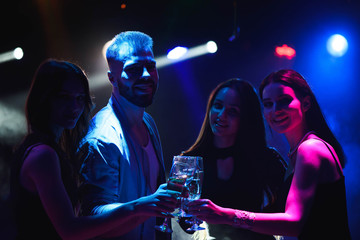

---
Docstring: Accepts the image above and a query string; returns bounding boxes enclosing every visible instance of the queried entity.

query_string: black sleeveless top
[184,146,287,240]
[11,133,77,239]
[298,140,351,240]
[200,146,286,212]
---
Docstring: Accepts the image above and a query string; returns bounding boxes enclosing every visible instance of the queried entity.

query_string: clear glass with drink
[185,156,205,231]
[154,156,196,232]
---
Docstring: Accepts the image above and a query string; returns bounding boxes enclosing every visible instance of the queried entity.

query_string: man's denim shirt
[78,96,167,240]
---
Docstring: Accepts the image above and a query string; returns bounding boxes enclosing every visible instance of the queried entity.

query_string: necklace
[288,131,315,159]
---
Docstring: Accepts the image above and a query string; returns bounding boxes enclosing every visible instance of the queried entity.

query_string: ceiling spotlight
[206,41,217,53]
[13,47,24,60]
[0,47,24,64]
[167,46,188,59]
[327,34,348,57]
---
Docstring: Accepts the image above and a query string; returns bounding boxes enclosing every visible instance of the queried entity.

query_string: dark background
[1,1,359,239]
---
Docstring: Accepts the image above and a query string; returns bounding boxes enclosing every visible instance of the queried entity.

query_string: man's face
[109,47,159,108]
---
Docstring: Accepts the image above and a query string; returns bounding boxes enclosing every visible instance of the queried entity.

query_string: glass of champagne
[185,156,205,231]
[154,156,196,232]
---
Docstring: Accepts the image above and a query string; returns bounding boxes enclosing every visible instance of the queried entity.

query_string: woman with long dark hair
[181,78,287,239]
[11,59,179,239]
[187,70,351,239]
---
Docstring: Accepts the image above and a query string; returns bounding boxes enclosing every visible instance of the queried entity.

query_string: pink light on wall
[275,44,296,60]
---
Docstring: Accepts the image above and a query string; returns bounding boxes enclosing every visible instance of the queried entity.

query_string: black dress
[10,133,78,239]
[185,145,287,240]
[298,140,351,240]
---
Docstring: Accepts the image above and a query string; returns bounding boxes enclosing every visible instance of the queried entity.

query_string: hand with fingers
[186,199,233,225]
[134,183,181,218]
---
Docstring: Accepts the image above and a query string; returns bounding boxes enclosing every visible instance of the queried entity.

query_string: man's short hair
[106,31,153,65]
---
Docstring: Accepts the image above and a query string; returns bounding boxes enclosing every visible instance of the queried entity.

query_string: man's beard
[118,80,156,107]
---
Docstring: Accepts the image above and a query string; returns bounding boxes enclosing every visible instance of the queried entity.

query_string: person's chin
[212,128,226,137]
[270,124,289,134]
[135,96,154,107]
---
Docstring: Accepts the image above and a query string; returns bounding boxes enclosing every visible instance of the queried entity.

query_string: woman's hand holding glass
[186,199,235,225]
[183,156,205,231]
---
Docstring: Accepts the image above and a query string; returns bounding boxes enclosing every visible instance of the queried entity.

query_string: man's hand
[134,183,181,217]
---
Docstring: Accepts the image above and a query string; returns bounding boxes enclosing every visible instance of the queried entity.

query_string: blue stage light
[167,46,188,59]
[327,34,348,57]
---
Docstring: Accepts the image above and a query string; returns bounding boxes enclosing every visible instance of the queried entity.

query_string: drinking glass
[185,156,205,231]
[154,156,196,232]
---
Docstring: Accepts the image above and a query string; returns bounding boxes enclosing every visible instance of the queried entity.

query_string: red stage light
[275,44,296,60]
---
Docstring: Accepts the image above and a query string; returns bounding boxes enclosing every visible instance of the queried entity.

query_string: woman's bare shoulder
[23,144,60,174]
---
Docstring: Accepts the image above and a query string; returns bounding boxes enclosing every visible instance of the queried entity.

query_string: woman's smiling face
[262,82,305,134]
[209,87,241,146]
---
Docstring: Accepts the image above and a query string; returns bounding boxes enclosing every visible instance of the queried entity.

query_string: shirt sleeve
[78,138,121,216]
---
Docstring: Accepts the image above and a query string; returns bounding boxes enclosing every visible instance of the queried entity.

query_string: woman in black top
[187,70,351,239]
[182,79,287,239]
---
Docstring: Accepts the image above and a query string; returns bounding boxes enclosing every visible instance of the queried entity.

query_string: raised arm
[188,139,327,237]
[23,145,178,240]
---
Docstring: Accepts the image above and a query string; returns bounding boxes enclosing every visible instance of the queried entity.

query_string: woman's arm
[188,140,325,237]
[21,145,178,240]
